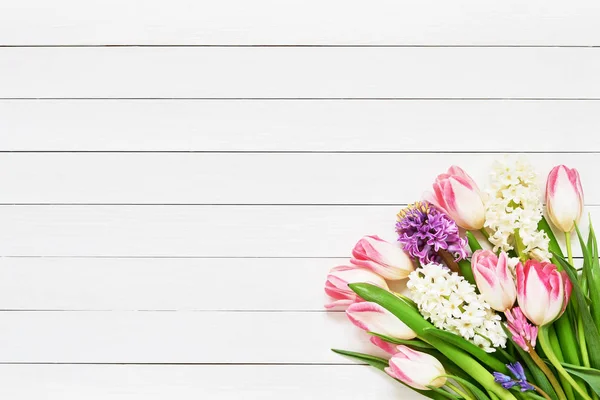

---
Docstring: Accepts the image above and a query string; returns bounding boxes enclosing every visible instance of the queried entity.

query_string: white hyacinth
[484,158,551,261]
[407,264,507,353]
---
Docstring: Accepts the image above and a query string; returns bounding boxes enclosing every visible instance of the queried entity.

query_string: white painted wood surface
[0,2,598,399]
[1,0,600,46]
[1,100,600,152]
[3,47,600,98]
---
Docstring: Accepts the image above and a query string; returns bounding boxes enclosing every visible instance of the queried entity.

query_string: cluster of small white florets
[484,158,551,261]
[407,264,507,353]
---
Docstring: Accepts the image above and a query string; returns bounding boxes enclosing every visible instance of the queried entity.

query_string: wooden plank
[1,0,599,46]
[1,100,599,152]
[0,364,413,399]
[0,205,592,257]
[0,152,598,204]
[0,257,341,311]
[2,48,600,99]
[0,256,582,312]
[0,311,387,364]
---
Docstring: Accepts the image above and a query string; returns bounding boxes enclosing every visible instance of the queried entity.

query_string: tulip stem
[480,228,490,239]
[538,326,593,400]
[445,381,475,400]
[565,232,574,265]
[528,345,567,400]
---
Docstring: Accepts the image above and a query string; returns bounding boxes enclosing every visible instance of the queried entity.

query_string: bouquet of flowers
[324,159,600,400]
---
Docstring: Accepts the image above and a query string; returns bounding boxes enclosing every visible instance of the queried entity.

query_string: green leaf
[331,349,447,400]
[367,332,434,350]
[444,374,491,400]
[496,348,517,365]
[560,362,600,397]
[458,258,477,286]
[539,216,564,258]
[581,222,600,330]
[428,386,462,400]
[349,283,518,400]
[331,349,388,370]
[421,328,508,374]
[467,231,483,252]
[554,254,600,370]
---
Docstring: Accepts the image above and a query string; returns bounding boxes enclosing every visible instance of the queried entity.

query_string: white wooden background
[0,1,599,398]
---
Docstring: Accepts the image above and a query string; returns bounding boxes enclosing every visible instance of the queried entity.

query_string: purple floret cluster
[395,201,467,265]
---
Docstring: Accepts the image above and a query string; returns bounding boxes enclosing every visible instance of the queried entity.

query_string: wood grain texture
[0,257,340,311]
[0,152,598,204]
[0,205,592,257]
[2,47,600,98]
[1,0,599,46]
[0,311,386,364]
[0,364,410,399]
[0,256,582,312]
[1,100,599,152]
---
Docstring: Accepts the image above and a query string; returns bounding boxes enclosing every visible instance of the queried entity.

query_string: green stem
[480,228,490,239]
[578,317,591,367]
[539,326,593,400]
[514,229,528,263]
[566,232,574,265]
[528,346,567,400]
[445,381,474,400]
[548,326,576,400]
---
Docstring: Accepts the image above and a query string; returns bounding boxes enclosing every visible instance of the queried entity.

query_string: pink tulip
[385,346,447,390]
[516,260,573,326]
[370,336,399,355]
[471,250,517,312]
[425,166,485,230]
[546,165,584,233]
[350,235,414,280]
[346,302,417,340]
[324,265,389,309]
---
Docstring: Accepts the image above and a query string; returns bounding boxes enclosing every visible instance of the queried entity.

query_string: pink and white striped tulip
[425,166,485,230]
[516,260,573,326]
[385,346,447,390]
[370,336,399,355]
[350,235,414,280]
[471,250,516,312]
[546,165,584,233]
[324,265,389,309]
[346,302,417,340]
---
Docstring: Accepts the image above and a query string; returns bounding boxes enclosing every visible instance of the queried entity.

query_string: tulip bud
[385,346,447,390]
[546,165,584,233]
[370,336,399,355]
[324,265,389,309]
[350,235,414,280]
[471,250,517,312]
[425,166,485,230]
[346,302,417,340]
[516,260,573,326]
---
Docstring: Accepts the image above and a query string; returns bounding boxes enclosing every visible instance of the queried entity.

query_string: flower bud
[546,165,584,233]
[425,166,485,230]
[516,260,572,326]
[346,302,417,340]
[324,265,388,309]
[385,346,447,390]
[471,250,516,312]
[351,235,414,280]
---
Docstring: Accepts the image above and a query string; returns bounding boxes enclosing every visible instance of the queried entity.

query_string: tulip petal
[346,302,417,340]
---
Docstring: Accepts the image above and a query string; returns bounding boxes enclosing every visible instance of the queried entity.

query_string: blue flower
[494,362,535,392]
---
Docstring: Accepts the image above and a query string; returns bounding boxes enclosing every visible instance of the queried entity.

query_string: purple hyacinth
[494,362,535,392]
[396,201,468,265]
